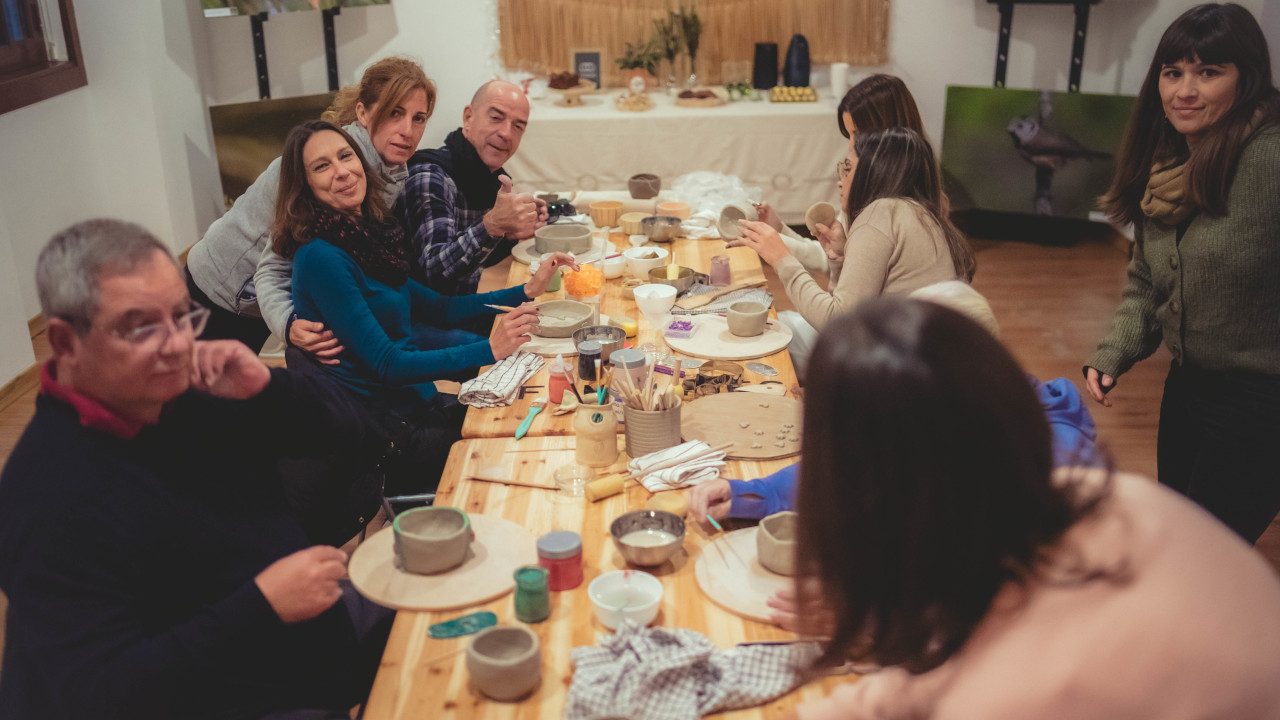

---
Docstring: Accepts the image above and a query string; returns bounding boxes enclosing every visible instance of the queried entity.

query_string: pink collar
[40,361,145,440]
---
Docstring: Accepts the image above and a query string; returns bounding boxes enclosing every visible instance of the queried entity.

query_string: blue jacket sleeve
[406,279,530,328]
[294,243,496,386]
[726,464,799,519]
[1033,376,1102,468]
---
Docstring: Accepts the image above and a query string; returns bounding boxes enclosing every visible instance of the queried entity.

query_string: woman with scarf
[272,120,573,498]
[186,56,434,360]
[1085,3,1280,543]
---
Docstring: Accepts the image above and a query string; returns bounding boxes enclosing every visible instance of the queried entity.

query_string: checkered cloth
[457,352,544,407]
[628,441,726,492]
[566,620,821,720]
[671,284,773,315]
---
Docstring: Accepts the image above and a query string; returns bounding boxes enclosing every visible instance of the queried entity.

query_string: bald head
[462,80,531,172]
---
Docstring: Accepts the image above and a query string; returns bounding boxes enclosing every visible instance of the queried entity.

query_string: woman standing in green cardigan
[1085,3,1280,543]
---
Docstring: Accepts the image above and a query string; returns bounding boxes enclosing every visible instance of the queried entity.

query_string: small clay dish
[610,509,686,567]
[620,211,651,235]
[726,300,769,337]
[393,507,471,575]
[621,278,645,300]
[628,173,662,199]
[534,224,593,255]
[804,201,838,236]
[533,299,593,338]
[756,510,798,576]
[466,625,542,701]
[656,201,690,220]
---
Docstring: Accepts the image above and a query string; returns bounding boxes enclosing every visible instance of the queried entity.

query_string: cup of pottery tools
[467,625,542,700]
[623,398,683,457]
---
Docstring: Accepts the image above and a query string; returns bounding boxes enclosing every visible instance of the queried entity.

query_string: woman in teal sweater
[272,120,572,494]
[1085,3,1280,542]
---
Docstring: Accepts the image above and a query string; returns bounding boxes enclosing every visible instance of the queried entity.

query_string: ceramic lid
[537,530,582,559]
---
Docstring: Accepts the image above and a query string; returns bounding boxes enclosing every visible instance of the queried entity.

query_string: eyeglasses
[109,302,210,347]
[835,158,853,181]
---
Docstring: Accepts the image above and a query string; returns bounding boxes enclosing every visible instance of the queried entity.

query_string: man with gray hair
[0,219,390,719]
[400,79,547,297]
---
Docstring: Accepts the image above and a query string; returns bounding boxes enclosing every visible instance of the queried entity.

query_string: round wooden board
[518,314,612,357]
[348,514,537,611]
[664,314,792,361]
[511,235,610,266]
[681,392,803,460]
[694,527,792,623]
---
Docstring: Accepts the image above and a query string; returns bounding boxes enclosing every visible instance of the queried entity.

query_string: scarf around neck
[1140,109,1266,226]
[344,121,409,209]
[310,206,411,287]
[413,128,505,210]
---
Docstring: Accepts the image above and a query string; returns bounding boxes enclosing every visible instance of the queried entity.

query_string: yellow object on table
[616,315,638,337]
[563,264,604,297]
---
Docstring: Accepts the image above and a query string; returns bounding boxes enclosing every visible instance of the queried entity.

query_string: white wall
[0,204,35,385]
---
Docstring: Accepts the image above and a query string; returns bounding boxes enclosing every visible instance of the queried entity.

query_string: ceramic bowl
[465,625,541,701]
[620,278,645,300]
[534,299,593,338]
[628,173,662,199]
[619,212,651,235]
[641,216,682,243]
[622,246,669,279]
[588,569,664,629]
[572,325,626,364]
[534,224,593,255]
[804,201,838,236]
[726,300,769,337]
[757,510,799,576]
[610,509,686,567]
[718,202,759,239]
[589,200,625,229]
[393,507,471,575]
[656,201,690,220]
[602,255,627,279]
[647,265,696,294]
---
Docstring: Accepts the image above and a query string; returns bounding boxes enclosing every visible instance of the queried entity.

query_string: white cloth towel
[628,440,726,492]
[458,352,545,408]
[566,619,820,720]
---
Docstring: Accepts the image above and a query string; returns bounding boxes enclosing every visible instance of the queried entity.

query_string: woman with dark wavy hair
[795,298,1280,719]
[1085,3,1280,542]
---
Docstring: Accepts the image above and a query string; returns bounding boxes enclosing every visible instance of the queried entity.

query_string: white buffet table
[504,89,847,225]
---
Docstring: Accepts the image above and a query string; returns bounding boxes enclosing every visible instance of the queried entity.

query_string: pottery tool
[484,304,518,313]
[745,361,779,377]
[513,397,547,441]
[705,514,751,568]
[467,474,558,491]
[674,280,768,310]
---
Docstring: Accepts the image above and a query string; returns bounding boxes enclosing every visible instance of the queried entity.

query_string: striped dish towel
[458,352,545,407]
[628,440,726,492]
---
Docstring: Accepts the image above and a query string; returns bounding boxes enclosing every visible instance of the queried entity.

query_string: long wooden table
[360,436,846,719]
[461,233,800,438]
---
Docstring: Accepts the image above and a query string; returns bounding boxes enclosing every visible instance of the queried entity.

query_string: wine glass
[633,283,677,354]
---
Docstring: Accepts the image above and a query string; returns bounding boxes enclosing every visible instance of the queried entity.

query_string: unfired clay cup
[757,510,798,576]
[726,301,768,337]
[393,507,471,575]
[718,202,759,239]
[466,625,542,701]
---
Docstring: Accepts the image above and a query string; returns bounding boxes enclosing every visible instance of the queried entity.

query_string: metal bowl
[648,265,695,294]
[610,509,686,567]
[572,325,625,364]
[641,215,682,243]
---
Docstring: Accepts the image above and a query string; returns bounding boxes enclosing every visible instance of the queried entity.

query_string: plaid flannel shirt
[399,160,506,296]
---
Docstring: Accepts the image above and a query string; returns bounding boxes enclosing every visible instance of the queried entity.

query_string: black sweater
[0,370,368,720]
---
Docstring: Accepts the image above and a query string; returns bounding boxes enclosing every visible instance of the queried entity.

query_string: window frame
[0,0,87,116]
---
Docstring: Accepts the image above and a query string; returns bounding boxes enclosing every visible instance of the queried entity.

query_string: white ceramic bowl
[603,255,627,279]
[622,246,670,279]
[633,282,678,320]
[588,570,663,630]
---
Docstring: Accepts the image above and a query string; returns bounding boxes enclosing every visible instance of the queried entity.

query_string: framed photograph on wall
[570,48,603,88]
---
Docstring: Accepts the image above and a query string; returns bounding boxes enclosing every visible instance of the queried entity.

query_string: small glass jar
[513,565,551,623]
[537,531,584,591]
[577,340,603,385]
[709,254,732,286]
[548,357,572,403]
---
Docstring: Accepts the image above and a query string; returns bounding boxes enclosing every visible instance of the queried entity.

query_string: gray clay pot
[393,507,471,575]
[466,625,542,701]
[757,510,798,576]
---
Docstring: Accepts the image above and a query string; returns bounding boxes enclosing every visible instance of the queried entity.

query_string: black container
[752,43,778,89]
[782,34,810,87]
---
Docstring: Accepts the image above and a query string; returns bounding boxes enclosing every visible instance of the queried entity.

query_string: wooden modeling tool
[484,304,518,313]
[674,279,767,310]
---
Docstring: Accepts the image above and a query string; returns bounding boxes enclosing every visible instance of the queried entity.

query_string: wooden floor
[1,229,1277,674]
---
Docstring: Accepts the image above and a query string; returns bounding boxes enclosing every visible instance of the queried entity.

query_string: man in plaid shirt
[400,80,546,297]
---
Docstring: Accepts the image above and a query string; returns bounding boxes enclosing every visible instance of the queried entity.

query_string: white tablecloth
[505,90,847,225]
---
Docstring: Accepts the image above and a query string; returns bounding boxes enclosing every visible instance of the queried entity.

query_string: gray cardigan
[187,123,407,337]
[1087,125,1280,378]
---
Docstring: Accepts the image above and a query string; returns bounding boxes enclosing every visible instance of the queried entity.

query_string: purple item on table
[665,319,696,339]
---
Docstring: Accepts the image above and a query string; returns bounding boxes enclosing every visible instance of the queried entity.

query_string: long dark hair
[846,128,976,282]
[797,298,1110,673]
[1100,3,1280,225]
[271,120,390,258]
[837,74,927,138]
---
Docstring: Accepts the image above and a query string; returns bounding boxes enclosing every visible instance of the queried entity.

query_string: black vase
[752,43,778,89]
[782,34,810,87]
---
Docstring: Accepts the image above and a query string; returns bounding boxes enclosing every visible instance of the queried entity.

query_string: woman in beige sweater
[737,128,975,373]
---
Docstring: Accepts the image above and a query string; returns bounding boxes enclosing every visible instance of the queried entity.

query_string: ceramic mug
[466,625,542,701]
[718,202,759,239]
[756,510,798,576]
[393,507,472,575]
[726,301,769,337]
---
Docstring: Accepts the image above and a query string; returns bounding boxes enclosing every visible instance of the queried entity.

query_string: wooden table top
[461,233,800,439]
[360,436,846,719]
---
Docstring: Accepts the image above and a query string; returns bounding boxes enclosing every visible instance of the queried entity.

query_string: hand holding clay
[189,340,271,399]
[491,304,539,359]
[736,220,791,266]
[256,546,348,623]
[689,478,733,525]
[814,220,847,262]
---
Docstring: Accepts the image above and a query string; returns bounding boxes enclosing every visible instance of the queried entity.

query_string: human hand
[768,579,835,634]
[754,202,785,231]
[736,220,791,266]
[490,303,540,359]
[1085,367,1115,407]
[289,319,344,365]
[483,175,540,240]
[189,340,271,399]
[255,546,348,623]
[689,479,733,526]
[814,220,846,262]
[534,196,549,227]
[524,252,578,297]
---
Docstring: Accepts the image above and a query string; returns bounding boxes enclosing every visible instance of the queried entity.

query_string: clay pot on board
[726,301,769,337]
[756,510,798,576]
[466,625,542,701]
[394,507,472,575]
